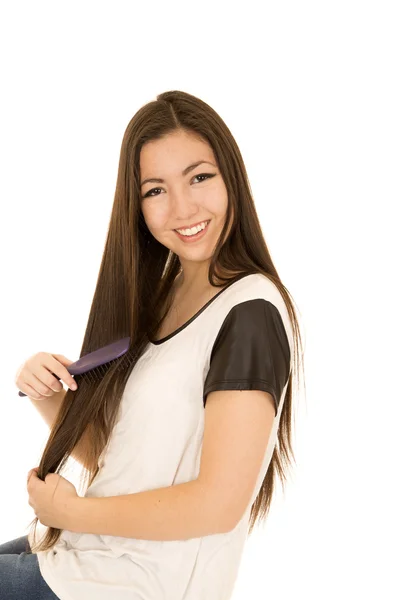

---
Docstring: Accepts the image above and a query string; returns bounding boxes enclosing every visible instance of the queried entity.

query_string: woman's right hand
[15,352,78,400]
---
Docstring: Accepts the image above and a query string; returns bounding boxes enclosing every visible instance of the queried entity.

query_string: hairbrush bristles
[18,337,135,397]
[76,344,138,386]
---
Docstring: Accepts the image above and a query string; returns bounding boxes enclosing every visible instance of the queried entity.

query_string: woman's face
[139,130,230,267]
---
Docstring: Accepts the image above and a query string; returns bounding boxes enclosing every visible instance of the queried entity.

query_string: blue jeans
[0,534,60,599]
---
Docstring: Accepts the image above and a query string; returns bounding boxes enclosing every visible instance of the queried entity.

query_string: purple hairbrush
[18,336,132,397]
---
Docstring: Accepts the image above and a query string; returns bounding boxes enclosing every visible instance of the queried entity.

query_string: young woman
[4,89,304,600]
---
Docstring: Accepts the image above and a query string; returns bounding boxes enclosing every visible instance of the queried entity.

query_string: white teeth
[176,220,209,236]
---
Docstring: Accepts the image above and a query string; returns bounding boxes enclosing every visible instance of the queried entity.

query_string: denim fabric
[0,534,60,599]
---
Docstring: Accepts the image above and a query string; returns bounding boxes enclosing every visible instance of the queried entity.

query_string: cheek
[204,187,228,218]
[142,206,170,232]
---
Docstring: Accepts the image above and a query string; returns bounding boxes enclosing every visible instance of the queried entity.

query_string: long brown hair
[28,90,305,553]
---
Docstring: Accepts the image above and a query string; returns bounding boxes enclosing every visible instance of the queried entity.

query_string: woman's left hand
[27,467,79,529]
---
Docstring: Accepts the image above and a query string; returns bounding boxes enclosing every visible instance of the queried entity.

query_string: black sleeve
[203,299,291,416]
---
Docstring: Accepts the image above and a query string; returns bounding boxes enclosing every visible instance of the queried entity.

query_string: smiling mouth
[173,219,211,240]
[173,219,210,232]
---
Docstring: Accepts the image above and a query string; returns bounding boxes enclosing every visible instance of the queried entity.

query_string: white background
[0,1,399,598]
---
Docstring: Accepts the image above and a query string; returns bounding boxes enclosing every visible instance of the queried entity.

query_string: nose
[169,187,200,222]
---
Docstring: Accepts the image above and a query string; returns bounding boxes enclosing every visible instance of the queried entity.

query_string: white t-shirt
[29,273,294,600]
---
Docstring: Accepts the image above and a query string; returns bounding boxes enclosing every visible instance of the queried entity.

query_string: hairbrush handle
[18,337,131,397]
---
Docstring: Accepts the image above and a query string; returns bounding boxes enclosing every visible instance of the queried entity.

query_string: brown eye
[143,187,163,198]
[192,173,214,184]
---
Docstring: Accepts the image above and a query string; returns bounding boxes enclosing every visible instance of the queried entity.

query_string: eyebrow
[140,160,217,188]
